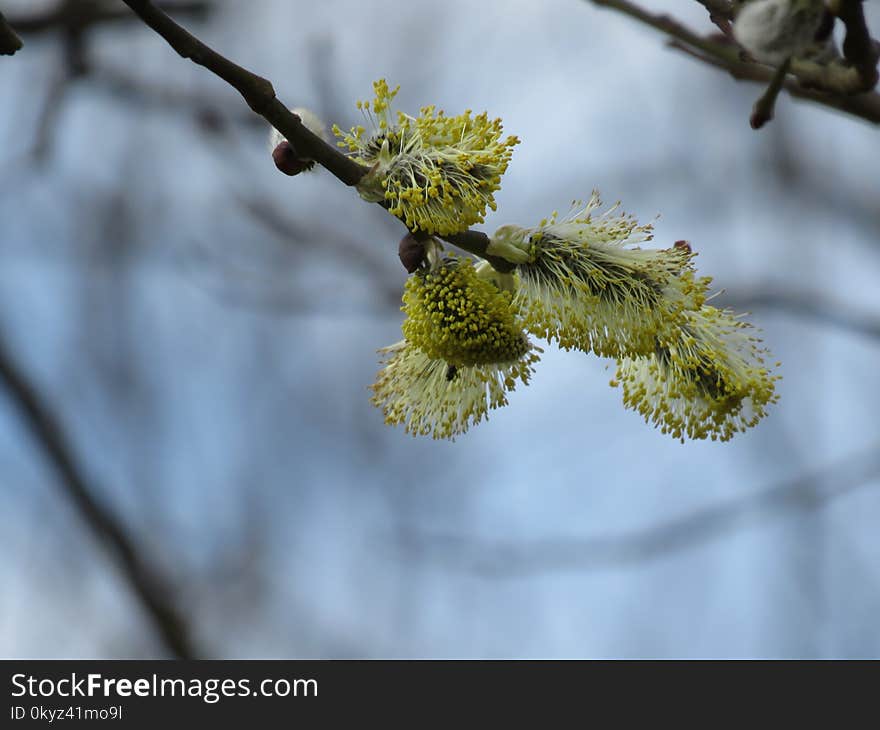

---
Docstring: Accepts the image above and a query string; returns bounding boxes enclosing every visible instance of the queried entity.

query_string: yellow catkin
[490,193,711,359]
[370,341,540,440]
[613,306,781,442]
[333,79,518,236]
[401,259,529,367]
[371,257,540,440]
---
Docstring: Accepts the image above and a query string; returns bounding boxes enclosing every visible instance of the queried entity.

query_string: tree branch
[0,10,23,55]
[0,333,198,658]
[589,0,880,125]
[116,0,514,270]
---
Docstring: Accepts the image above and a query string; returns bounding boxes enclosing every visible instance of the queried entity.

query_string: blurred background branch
[403,443,880,577]
[6,0,210,35]
[5,0,215,162]
[0,332,198,659]
[723,288,880,341]
[0,10,23,55]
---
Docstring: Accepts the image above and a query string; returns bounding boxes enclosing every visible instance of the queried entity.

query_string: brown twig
[751,57,792,129]
[0,333,198,658]
[0,10,23,55]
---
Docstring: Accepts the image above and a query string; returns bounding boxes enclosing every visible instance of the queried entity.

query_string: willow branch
[589,0,880,125]
[117,0,513,270]
[0,333,198,658]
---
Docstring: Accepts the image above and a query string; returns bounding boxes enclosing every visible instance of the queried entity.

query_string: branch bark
[725,288,880,341]
[0,333,198,658]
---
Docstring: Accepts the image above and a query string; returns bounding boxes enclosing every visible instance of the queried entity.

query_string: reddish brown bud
[398,233,427,273]
[272,141,315,176]
[673,240,692,255]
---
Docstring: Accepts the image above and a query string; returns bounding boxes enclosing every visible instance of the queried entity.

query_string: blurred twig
[832,0,880,90]
[8,0,210,35]
[90,64,262,133]
[588,0,880,125]
[7,0,214,160]
[404,443,880,576]
[693,1,734,35]
[0,10,23,55]
[0,332,198,658]
[725,288,880,341]
[238,195,400,287]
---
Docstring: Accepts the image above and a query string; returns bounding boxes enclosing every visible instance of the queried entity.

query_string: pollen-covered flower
[333,79,519,236]
[401,258,529,366]
[733,0,826,65]
[371,341,539,440]
[370,257,540,439]
[611,306,781,442]
[488,193,711,358]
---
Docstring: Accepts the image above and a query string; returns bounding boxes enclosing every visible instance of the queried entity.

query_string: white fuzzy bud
[268,107,328,175]
[733,0,826,65]
[268,106,328,150]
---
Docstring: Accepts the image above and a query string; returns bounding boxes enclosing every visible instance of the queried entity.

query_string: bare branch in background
[723,288,880,341]
[589,0,880,126]
[0,333,199,658]
[0,10,23,55]
[5,0,214,160]
[402,443,880,577]
[238,195,401,296]
[832,0,880,90]
[90,65,261,134]
[7,0,210,35]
